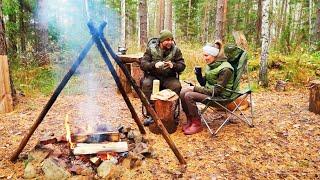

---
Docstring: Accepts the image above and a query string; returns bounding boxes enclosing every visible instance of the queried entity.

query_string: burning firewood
[72,132,120,143]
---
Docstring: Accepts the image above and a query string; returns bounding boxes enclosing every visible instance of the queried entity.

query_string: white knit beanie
[203,45,219,57]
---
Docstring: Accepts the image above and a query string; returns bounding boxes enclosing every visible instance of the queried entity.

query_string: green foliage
[12,64,56,96]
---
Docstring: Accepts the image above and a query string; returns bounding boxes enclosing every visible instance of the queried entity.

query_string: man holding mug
[140,30,186,125]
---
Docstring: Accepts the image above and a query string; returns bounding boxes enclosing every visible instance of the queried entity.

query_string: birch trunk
[259,0,270,87]
[120,0,126,48]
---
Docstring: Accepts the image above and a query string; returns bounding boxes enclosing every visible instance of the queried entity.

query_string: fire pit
[24,121,154,179]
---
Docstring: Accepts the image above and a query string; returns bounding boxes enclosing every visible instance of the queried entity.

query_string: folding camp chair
[200,44,254,136]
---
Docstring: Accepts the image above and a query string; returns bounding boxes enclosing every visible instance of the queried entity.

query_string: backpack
[147,37,160,48]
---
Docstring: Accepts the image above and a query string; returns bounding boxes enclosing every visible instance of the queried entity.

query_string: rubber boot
[182,115,192,132]
[184,117,203,135]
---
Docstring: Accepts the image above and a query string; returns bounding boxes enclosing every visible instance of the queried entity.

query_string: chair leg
[200,114,214,135]
[249,93,254,127]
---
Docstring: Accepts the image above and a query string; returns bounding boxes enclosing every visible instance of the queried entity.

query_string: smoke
[37,0,121,132]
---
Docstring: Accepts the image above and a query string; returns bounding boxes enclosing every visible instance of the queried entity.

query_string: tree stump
[309,80,320,115]
[232,31,248,51]
[149,94,179,134]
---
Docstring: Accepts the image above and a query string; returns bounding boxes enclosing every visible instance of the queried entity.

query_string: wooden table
[117,54,144,97]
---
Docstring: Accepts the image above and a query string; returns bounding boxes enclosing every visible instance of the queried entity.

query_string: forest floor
[0,72,319,179]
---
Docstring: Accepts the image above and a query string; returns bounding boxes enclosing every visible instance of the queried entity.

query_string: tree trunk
[0,0,13,113]
[156,0,165,33]
[164,0,173,31]
[139,0,147,50]
[8,14,17,55]
[120,0,126,48]
[186,0,192,38]
[316,0,320,45]
[215,0,227,41]
[201,0,209,43]
[35,0,49,65]
[256,0,262,46]
[259,0,270,87]
[309,0,312,46]
[19,0,26,52]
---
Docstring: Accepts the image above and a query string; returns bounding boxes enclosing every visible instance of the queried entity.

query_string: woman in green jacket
[180,40,234,135]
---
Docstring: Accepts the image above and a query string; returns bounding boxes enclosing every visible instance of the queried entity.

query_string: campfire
[23,115,155,179]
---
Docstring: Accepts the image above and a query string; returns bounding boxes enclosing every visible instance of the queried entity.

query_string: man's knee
[166,79,182,94]
[184,92,195,102]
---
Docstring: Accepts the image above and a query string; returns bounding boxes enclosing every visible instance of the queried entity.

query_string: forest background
[0,0,319,98]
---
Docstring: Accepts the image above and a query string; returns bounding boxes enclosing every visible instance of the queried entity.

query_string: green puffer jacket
[195,58,234,97]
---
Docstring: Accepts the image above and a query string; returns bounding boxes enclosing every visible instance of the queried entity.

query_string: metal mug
[194,66,202,75]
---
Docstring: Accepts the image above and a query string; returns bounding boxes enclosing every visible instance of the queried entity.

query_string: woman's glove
[155,61,165,68]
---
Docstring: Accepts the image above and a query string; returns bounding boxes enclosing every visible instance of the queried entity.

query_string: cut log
[149,94,179,134]
[73,142,128,155]
[116,63,132,94]
[72,132,120,143]
[309,80,320,115]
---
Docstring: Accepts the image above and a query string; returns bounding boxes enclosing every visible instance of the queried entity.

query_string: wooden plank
[2,56,11,94]
[73,142,128,155]
[0,55,13,113]
[0,56,5,99]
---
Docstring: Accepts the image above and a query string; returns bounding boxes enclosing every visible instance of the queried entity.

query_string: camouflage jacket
[140,43,185,78]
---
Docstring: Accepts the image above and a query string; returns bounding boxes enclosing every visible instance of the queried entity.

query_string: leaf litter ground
[0,72,319,179]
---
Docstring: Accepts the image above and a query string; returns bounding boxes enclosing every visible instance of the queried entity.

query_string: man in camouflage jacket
[140,30,186,101]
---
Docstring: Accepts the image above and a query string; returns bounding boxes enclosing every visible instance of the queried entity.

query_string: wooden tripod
[10,21,186,165]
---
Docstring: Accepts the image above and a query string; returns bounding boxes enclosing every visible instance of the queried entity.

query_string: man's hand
[155,61,165,68]
[164,61,173,69]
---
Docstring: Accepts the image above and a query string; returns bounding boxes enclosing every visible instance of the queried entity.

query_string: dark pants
[180,88,209,118]
[141,75,182,100]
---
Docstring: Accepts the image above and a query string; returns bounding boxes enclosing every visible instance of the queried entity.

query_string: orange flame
[64,113,75,149]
